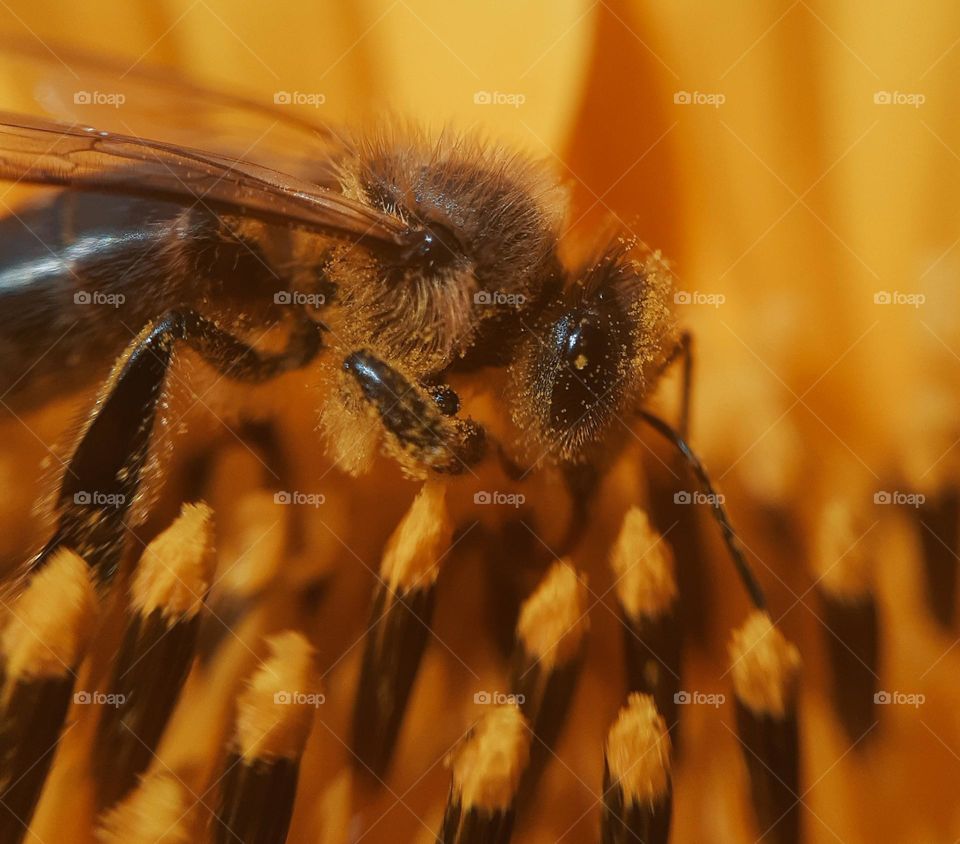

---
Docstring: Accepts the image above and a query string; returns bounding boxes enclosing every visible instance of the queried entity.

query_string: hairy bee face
[509,247,677,464]
[323,129,566,376]
[305,132,680,479]
[320,239,676,479]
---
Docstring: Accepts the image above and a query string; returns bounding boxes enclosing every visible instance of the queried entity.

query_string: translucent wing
[0,37,347,182]
[0,113,408,246]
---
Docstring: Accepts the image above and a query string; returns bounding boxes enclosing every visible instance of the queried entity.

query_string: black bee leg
[639,409,767,610]
[33,310,323,582]
[175,310,324,382]
[658,330,693,439]
[676,331,692,439]
[558,462,600,554]
[646,330,714,641]
[342,350,485,475]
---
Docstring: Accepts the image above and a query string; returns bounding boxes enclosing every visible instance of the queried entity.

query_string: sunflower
[0,2,958,843]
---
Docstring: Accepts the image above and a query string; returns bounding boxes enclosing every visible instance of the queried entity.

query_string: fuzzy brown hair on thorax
[324,127,568,376]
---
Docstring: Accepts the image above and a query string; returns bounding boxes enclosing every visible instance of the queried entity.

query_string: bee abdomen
[0,192,286,412]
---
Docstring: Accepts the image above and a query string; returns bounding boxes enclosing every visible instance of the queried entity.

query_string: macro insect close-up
[0,3,958,844]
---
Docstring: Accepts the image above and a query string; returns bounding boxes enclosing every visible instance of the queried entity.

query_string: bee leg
[175,310,324,382]
[639,409,767,610]
[559,462,600,554]
[657,330,693,438]
[647,330,714,641]
[33,310,323,582]
[676,331,692,439]
[342,350,485,476]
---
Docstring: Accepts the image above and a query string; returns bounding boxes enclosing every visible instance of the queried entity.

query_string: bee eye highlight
[548,309,623,432]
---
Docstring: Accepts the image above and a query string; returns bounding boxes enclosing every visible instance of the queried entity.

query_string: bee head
[508,244,677,464]
[327,128,565,376]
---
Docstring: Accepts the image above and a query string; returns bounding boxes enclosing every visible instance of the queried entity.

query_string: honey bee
[0,41,775,843]
[0,41,762,602]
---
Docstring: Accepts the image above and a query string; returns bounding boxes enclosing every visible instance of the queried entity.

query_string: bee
[0,42,762,599]
[0,41,771,843]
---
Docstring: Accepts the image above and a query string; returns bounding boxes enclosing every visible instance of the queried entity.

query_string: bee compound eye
[547,309,622,433]
[404,221,462,270]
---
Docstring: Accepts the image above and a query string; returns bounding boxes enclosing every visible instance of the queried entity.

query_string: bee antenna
[639,410,767,610]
